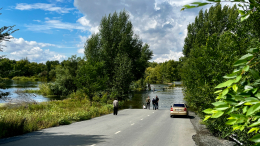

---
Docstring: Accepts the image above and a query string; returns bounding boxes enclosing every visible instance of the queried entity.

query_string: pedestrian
[152,97,156,110]
[156,95,159,109]
[113,98,118,115]
[146,96,151,110]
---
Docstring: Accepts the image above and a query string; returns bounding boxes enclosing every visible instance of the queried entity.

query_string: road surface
[0,109,196,146]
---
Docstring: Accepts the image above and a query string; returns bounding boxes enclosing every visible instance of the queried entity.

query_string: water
[0,80,50,103]
[122,82,184,110]
[0,80,184,109]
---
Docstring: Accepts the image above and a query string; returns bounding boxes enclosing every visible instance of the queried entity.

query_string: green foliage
[0,58,59,80]
[203,40,260,144]
[180,3,260,144]
[50,55,84,96]
[76,61,108,101]
[84,10,153,99]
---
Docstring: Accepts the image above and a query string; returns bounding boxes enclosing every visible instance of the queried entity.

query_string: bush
[39,83,53,96]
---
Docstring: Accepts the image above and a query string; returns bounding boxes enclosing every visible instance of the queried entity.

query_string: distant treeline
[0,58,59,81]
[132,60,181,91]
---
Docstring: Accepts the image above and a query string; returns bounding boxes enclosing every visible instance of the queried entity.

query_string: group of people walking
[145,96,159,110]
[113,95,160,116]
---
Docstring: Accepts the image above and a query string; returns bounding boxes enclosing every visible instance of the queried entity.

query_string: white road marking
[131,123,135,126]
[90,144,96,146]
[115,131,121,134]
[141,119,143,120]
[153,112,154,113]
[148,115,150,116]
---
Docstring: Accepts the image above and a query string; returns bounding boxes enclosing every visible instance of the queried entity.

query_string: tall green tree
[84,10,153,99]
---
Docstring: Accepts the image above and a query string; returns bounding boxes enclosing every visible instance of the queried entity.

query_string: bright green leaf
[212,101,227,106]
[234,75,242,83]
[233,59,247,66]
[243,106,248,114]
[249,134,260,143]
[243,65,250,72]
[255,92,260,99]
[232,84,238,92]
[215,104,229,111]
[249,121,260,127]
[214,90,222,94]
[248,128,260,134]
[238,10,245,15]
[203,108,214,114]
[203,115,211,121]
[222,88,229,96]
[226,119,237,125]
[211,111,224,118]
[247,103,260,116]
[215,80,234,88]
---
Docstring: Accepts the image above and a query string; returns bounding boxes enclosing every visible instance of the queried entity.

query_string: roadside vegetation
[0,97,118,139]
[181,1,260,145]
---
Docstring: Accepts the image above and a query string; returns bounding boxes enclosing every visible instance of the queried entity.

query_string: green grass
[12,76,40,81]
[0,98,113,139]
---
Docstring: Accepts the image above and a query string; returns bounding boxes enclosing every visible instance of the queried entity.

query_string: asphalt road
[0,109,196,146]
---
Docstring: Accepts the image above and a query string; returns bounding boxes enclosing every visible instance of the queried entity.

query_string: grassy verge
[12,76,41,81]
[0,98,113,139]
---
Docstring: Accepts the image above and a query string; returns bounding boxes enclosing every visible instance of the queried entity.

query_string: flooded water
[0,80,183,109]
[0,80,50,103]
[122,82,184,110]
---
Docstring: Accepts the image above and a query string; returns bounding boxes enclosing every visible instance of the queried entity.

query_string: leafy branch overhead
[181,0,260,21]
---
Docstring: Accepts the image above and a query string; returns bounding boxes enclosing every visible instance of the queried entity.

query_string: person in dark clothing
[156,96,159,109]
[146,96,151,110]
[152,97,156,110]
[113,98,118,115]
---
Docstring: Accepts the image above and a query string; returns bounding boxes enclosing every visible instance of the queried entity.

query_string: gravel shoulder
[189,111,237,146]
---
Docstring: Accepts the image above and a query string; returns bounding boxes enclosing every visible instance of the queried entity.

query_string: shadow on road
[0,131,107,146]
[171,115,195,119]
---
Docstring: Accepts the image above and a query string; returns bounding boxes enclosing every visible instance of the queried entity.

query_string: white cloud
[2,37,66,62]
[77,35,88,54]
[77,48,84,54]
[33,20,41,22]
[154,51,184,62]
[74,0,201,62]
[25,18,89,32]
[77,17,99,34]
[15,3,74,13]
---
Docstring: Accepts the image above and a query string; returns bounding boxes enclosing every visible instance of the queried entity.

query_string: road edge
[189,111,236,146]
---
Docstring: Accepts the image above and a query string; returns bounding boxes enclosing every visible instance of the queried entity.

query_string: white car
[170,103,188,118]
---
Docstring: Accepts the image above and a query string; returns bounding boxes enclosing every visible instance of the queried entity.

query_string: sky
[0,0,225,63]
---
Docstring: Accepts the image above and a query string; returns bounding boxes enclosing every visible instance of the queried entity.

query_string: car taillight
[170,108,173,111]
[184,108,187,111]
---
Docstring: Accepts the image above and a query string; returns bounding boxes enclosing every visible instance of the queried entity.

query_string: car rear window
[173,104,185,107]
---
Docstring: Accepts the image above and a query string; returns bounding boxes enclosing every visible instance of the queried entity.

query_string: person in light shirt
[113,98,119,115]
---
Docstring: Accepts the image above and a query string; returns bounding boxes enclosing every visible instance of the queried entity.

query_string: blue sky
[1,0,223,63]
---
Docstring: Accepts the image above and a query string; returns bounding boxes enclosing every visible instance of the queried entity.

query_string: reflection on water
[123,83,184,110]
[1,80,183,108]
[0,80,50,103]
